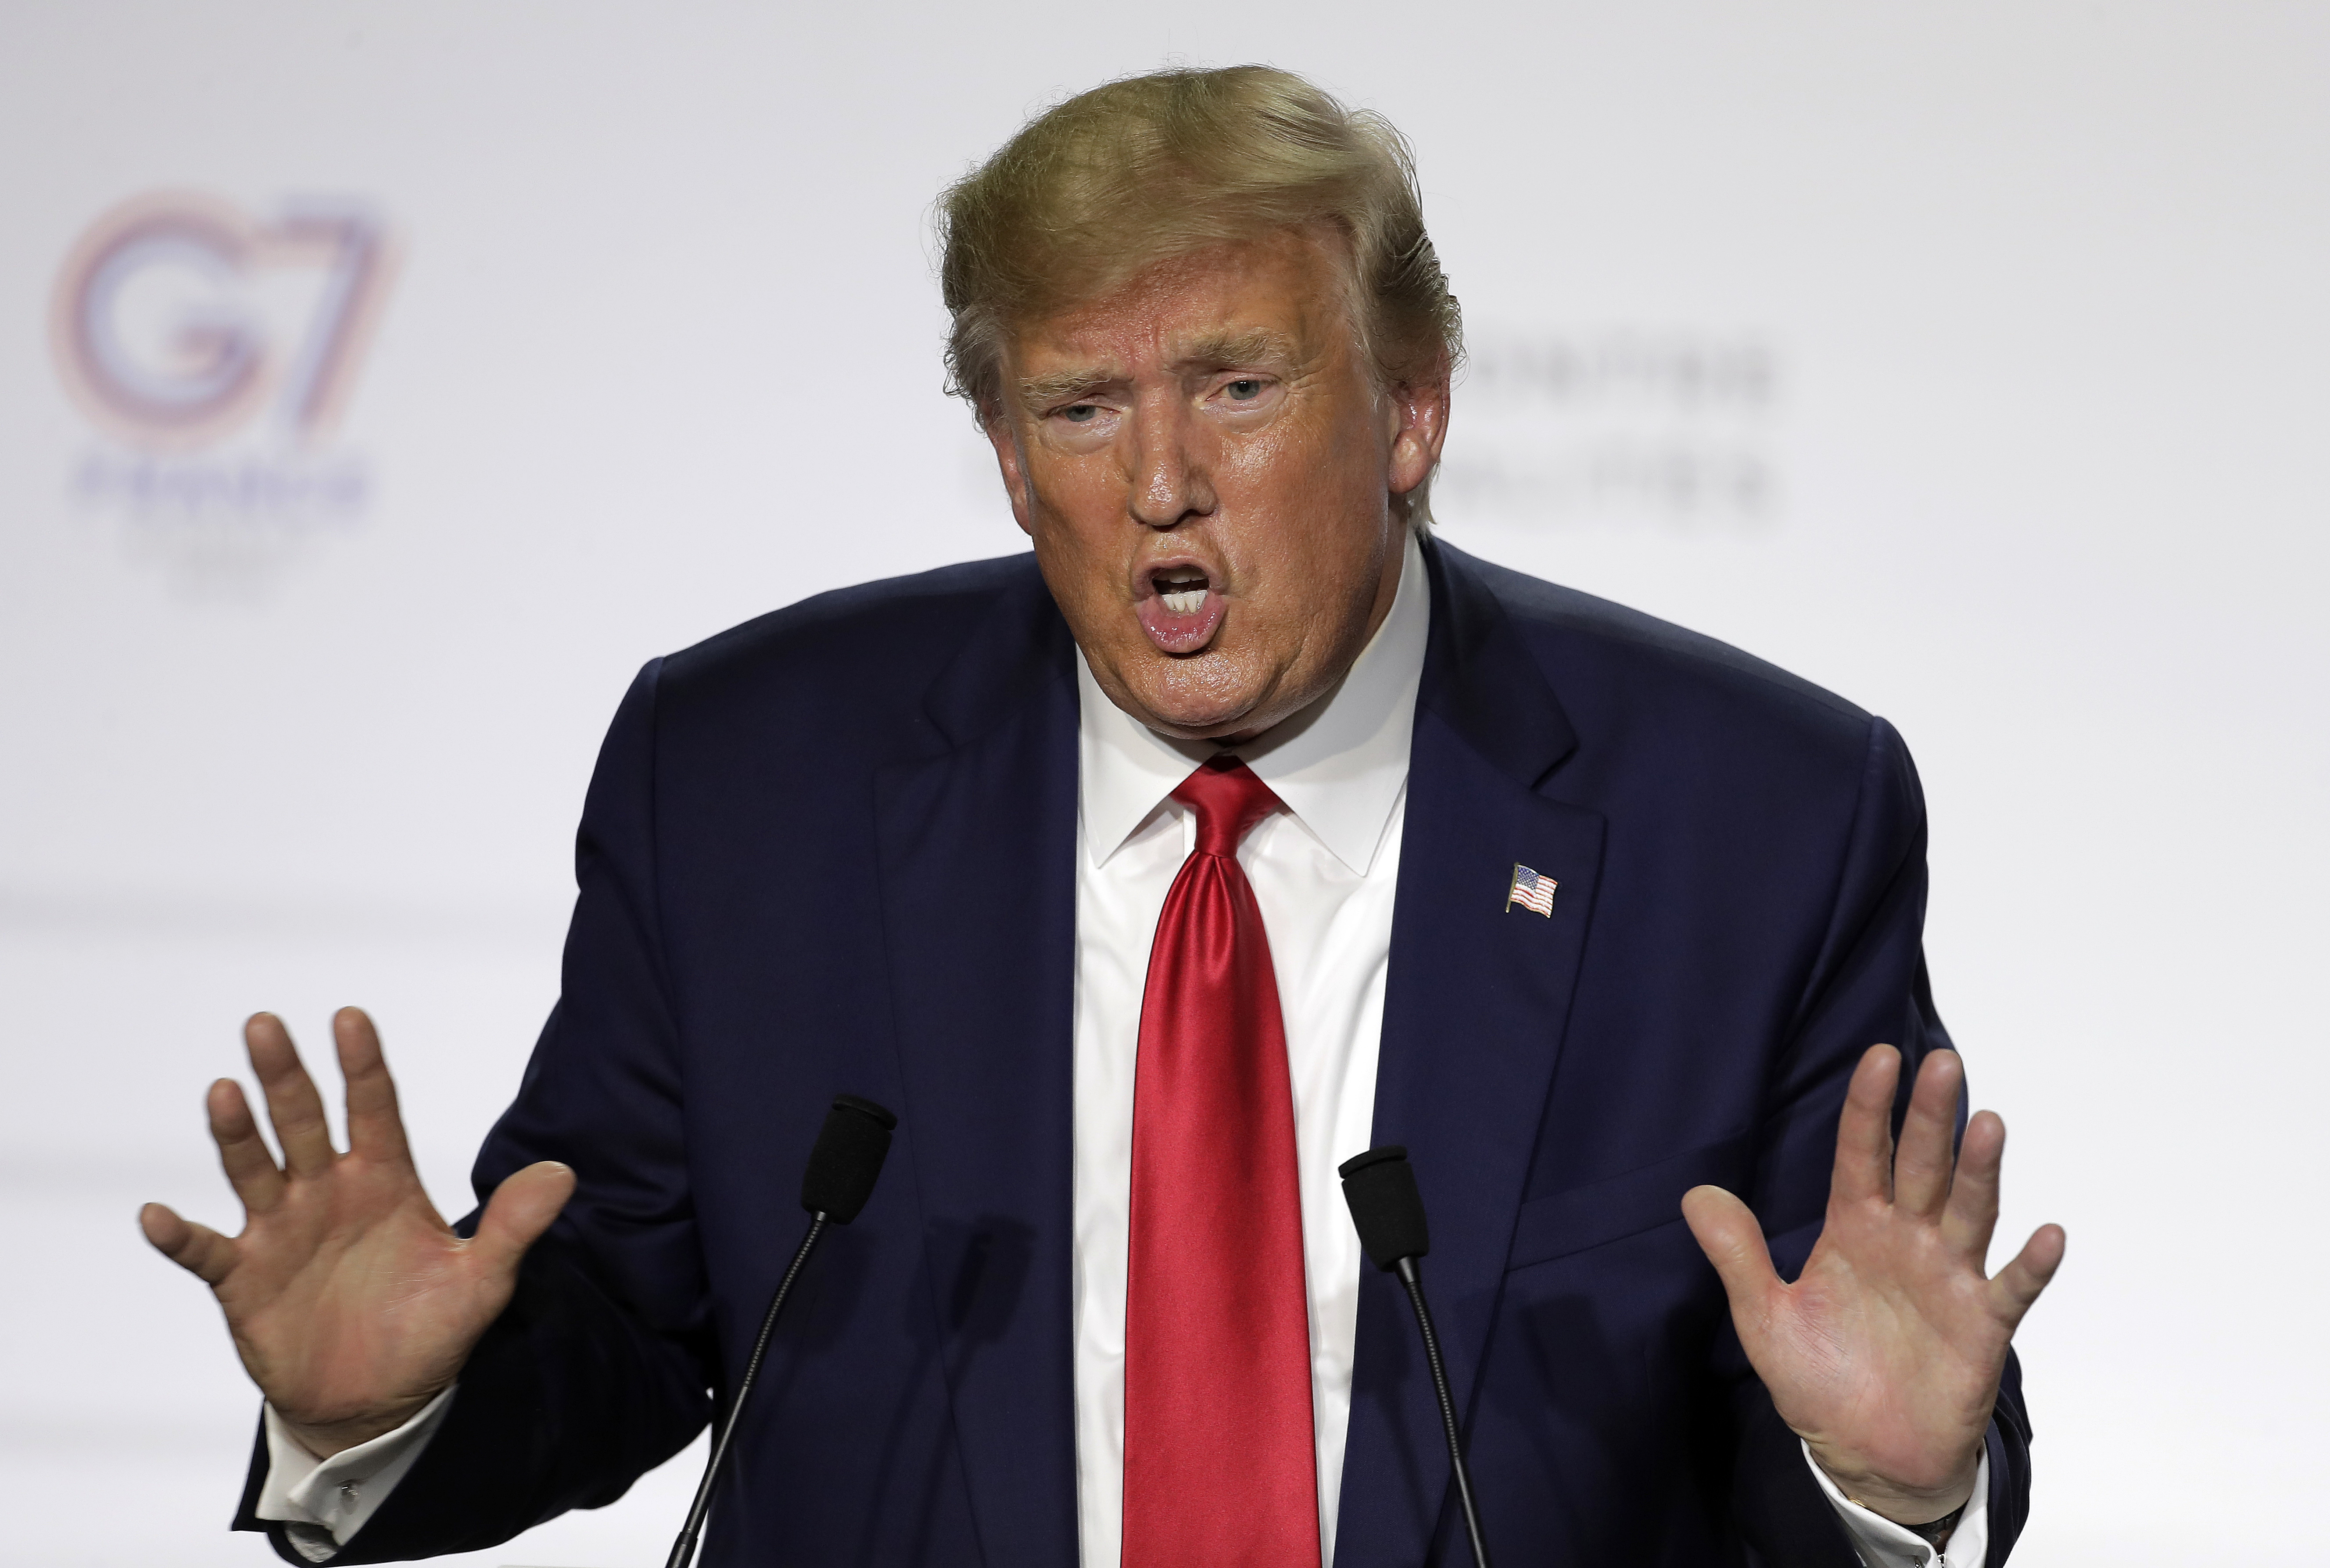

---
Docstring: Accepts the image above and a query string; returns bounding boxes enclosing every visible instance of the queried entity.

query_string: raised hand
[1682,1044,2065,1525]
[139,1008,574,1457]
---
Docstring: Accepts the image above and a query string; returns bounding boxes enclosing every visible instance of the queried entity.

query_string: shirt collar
[1076,530,1430,876]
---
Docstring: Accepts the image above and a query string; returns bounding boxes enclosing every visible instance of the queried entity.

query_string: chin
[1131,697,1255,740]
[1119,666,1264,739]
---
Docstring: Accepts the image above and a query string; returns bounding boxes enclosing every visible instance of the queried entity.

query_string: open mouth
[1136,564,1226,654]
[1156,568,1208,615]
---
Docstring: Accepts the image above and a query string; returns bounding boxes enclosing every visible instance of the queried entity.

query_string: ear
[1384,359,1452,501]
[983,407,1038,539]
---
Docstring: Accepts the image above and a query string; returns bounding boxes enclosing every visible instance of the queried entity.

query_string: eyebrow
[1181,328,1296,371]
[1017,368,1113,408]
[1014,328,1301,410]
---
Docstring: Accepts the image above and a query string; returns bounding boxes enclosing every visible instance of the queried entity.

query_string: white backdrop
[3,4,2325,1564]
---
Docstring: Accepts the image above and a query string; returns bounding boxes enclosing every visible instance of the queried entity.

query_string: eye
[1060,403,1100,423]
[1224,379,1265,401]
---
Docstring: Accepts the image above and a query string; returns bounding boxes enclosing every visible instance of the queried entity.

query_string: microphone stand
[1392,1254,1491,1568]
[664,1213,828,1568]
[661,1091,896,1568]
[1340,1145,1492,1568]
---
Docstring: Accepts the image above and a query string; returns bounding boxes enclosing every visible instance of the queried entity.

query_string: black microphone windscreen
[1339,1145,1430,1271]
[800,1094,897,1223]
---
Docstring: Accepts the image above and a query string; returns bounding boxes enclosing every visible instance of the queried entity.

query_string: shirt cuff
[254,1385,457,1560]
[1802,1439,1991,1568]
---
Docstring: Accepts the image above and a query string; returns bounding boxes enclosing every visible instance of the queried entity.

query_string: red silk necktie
[1122,755,1321,1568]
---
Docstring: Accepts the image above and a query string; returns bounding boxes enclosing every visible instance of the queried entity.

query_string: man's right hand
[140,1007,575,1458]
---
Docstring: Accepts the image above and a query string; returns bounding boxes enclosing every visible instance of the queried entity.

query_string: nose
[1124,391,1218,530]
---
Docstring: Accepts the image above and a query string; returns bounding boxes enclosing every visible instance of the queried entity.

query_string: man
[142,66,2062,1567]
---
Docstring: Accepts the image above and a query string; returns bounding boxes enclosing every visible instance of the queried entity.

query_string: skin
[986,225,1444,740]
[142,230,2063,1532]
[1686,1045,2065,1526]
[139,1009,573,1455]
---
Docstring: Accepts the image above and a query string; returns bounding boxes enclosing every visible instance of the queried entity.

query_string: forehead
[1009,226,1356,372]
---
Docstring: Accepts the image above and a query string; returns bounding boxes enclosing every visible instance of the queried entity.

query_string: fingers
[140,1202,237,1286]
[334,1007,414,1172]
[1682,1184,1782,1324]
[472,1161,576,1277]
[245,1012,339,1178]
[1989,1223,2067,1329]
[1892,1049,1965,1219]
[1941,1109,2005,1261]
[208,1078,286,1214]
[1829,1045,1901,1209]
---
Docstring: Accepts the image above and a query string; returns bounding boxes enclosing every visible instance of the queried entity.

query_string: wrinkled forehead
[1004,225,1365,383]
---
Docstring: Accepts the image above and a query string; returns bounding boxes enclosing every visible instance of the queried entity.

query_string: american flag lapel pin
[1505,863,1557,916]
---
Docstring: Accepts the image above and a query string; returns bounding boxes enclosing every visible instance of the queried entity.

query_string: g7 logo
[51,192,394,452]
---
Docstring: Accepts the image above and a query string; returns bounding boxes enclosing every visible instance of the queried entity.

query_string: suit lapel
[1337,543,1609,1566]
[875,567,1081,1567]
[872,546,1607,1565]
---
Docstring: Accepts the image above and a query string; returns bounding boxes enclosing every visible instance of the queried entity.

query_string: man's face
[986,226,1448,741]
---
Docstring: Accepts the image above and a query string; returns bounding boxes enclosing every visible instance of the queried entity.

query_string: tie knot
[1171,755,1282,859]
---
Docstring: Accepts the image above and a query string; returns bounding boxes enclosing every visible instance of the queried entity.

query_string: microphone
[1339,1145,1492,1568]
[664,1093,899,1568]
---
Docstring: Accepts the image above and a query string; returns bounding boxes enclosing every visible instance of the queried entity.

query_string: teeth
[1162,588,1207,615]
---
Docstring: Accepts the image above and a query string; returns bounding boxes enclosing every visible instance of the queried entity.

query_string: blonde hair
[937,65,1463,530]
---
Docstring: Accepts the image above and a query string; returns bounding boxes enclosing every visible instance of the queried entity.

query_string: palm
[141,1009,573,1454]
[212,1138,490,1431]
[1683,1046,2064,1521]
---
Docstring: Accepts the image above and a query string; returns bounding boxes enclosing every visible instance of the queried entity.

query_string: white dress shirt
[1070,530,1431,1568]
[258,531,1988,1568]
[256,1387,452,1561]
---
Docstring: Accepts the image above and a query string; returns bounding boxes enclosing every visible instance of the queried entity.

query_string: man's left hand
[1682,1044,2065,1525]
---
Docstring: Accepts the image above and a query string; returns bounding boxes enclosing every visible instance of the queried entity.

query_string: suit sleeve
[235,658,718,1564]
[1724,716,2035,1567]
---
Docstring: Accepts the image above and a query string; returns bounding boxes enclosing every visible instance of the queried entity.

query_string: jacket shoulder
[667,552,1041,680]
[1441,545,1878,775]
[1455,547,1870,735]
[645,552,1049,744]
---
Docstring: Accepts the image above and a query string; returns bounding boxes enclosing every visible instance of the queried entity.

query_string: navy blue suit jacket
[238,541,2032,1565]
